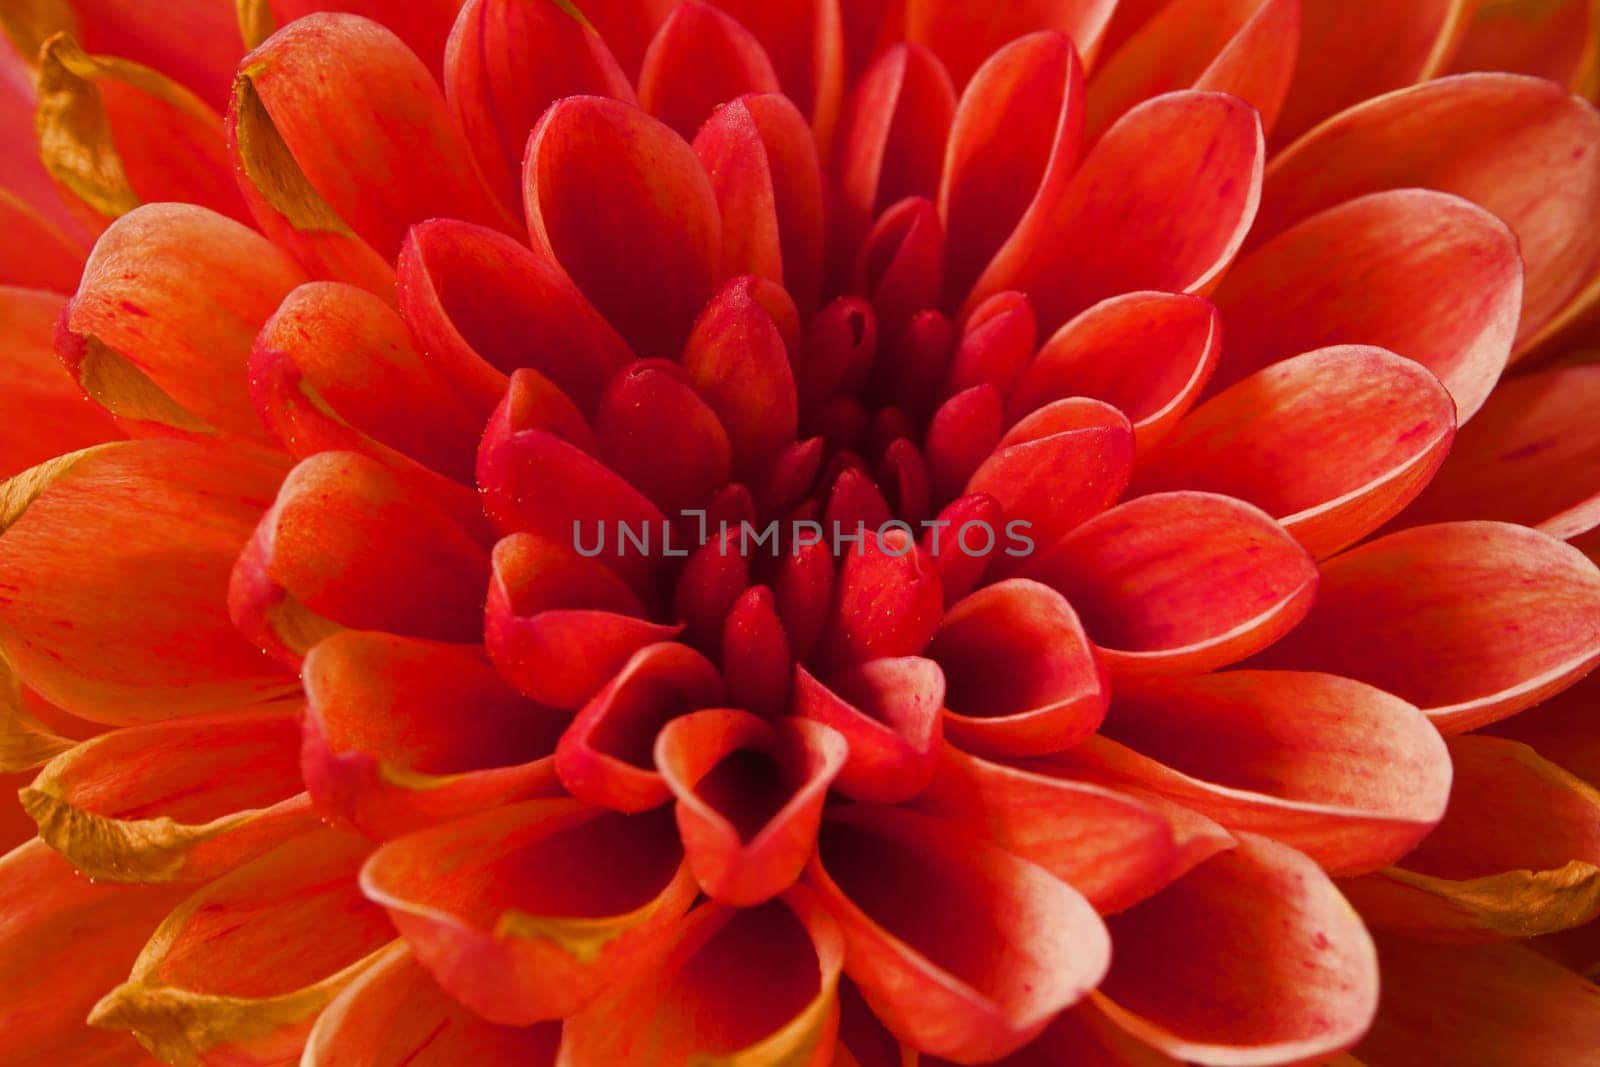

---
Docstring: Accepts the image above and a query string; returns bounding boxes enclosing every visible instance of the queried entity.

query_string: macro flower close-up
[3,0,1600,1063]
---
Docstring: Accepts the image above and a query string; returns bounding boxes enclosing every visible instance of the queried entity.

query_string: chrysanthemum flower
[2,0,1600,1064]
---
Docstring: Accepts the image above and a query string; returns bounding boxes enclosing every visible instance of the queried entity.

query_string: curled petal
[970,90,1263,335]
[525,95,721,358]
[1213,189,1521,422]
[1095,833,1378,1066]
[807,804,1110,1063]
[302,632,566,839]
[0,442,296,723]
[1253,522,1600,732]
[0,286,118,478]
[1136,345,1457,558]
[792,659,944,804]
[637,1,782,139]
[1341,735,1600,941]
[1009,292,1219,454]
[928,579,1107,758]
[90,830,395,1066]
[60,202,307,440]
[559,890,845,1066]
[20,702,316,883]
[657,709,847,905]
[1026,491,1319,675]
[360,799,698,1025]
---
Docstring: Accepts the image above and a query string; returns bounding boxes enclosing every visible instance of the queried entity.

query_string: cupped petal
[89,830,394,1066]
[0,442,295,723]
[1135,345,1457,558]
[1025,491,1319,675]
[912,744,1178,914]
[927,579,1107,758]
[0,286,119,478]
[1095,833,1378,1066]
[524,94,721,358]
[360,798,698,1024]
[558,890,844,1067]
[59,202,307,440]
[792,659,944,804]
[1212,189,1521,421]
[20,701,317,883]
[1085,0,1299,141]
[1062,671,1451,874]
[638,1,781,139]
[302,631,566,839]
[303,942,560,1067]
[487,532,681,710]
[901,0,1119,82]
[230,452,490,665]
[1257,74,1600,347]
[939,31,1083,302]
[444,0,633,211]
[0,840,187,1066]
[1252,522,1600,732]
[1395,364,1600,540]
[969,90,1263,335]
[555,642,726,812]
[658,711,846,905]
[807,804,1110,1063]
[1341,735,1600,941]
[1008,291,1219,455]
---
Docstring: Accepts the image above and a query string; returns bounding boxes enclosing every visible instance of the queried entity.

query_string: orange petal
[1258,73,1600,347]
[1394,364,1600,540]
[0,442,296,723]
[0,286,119,479]
[60,202,308,440]
[0,187,91,291]
[20,701,318,883]
[303,942,560,1067]
[1253,522,1600,733]
[1025,491,1318,675]
[1085,0,1298,141]
[0,840,187,1065]
[1211,189,1521,421]
[360,798,699,1024]
[1008,291,1219,455]
[1134,345,1456,558]
[792,659,945,804]
[912,744,1179,914]
[1484,668,1600,787]
[657,708,847,905]
[1061,670,1451,875]
[1447,0,1597,89]
[901,0,1119,83]
[1096,833,1378,1065]
[302,631,565,839]
[807,804,1110,1062]
[60,0,246,106]
[559,890,844,1066]
[524,95,721,359]
[90,830,393,1066]
[1341,735,1600,941]
[638,2,782,140]
[245,2,466,73]
[968,90,1263,335]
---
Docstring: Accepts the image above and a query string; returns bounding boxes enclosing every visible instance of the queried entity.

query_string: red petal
[443,0,633,212]
[1009,291,1220,455]
[711,0,846,142]
[1026,491,1319,675]
[969,90,1263,335]
[807,804,1110,1063]
[0,442,296,723]
[818,528,944,669]
[559,891,845,1066]
[571,0,677,77]
[792,659,944,804]
[859,195,945,336]
[68,0,245,105]
[302,632,565,838]
[1448,0,1595,86]
[0,287,119,479]
[60,203,307,440]
[1257,74,1600,347]
[360,799,698,1024]
[1253,522,1600,733]
[928,579,1107,758]
[657,709,847,904]
[524,95,721,358]
[0,191,90,291]
[555,642,726,812]
[250,1,465,74]
[1212,189,1521,421]
[901,0,1120,83]
[596,360,733,516]
[926,388,1004,507]
[1483,669,1600,787]
[1135,345,1457,558]
[945,291,1037,402]
[638,2,782,139]
[721,585,792,717]
[1096,833,1378,1065]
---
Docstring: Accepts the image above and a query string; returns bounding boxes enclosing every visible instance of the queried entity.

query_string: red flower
[2,1,1600,1065]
